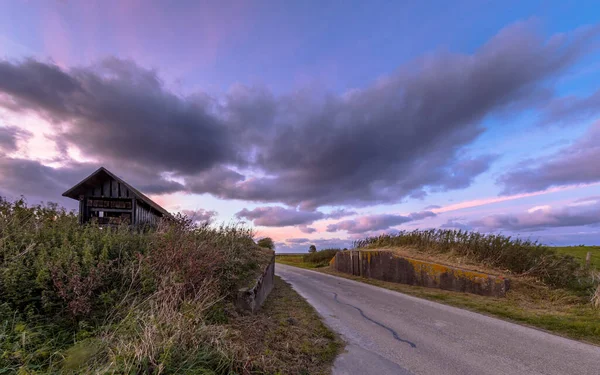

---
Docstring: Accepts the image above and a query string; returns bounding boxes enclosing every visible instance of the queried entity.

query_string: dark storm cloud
[235,206,325,226]
[0,58,232,175]
[0,156,92,206]
[470,201,600,231]
[326,210,436,234]
[0,126,31,152]
[498,121,600,194]
[0,156,183,205]
[184,22,597,208]
[0,21,598,209]
[180,208,218,222]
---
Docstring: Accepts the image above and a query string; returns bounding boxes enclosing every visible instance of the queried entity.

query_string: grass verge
[229,276,343,375]
[276,254,321,269]
[276,255,600,346]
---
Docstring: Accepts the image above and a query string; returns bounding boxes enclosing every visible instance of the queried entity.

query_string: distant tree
[257,237,275,250]
[342,248,348,251]
[309,244,317,253]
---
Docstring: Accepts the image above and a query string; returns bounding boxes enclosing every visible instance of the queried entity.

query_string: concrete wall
[332,250,510,297]
[236,255,275,312]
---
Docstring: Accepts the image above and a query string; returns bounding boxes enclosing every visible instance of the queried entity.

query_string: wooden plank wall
[86,178,131,199]
[135,203,158,226]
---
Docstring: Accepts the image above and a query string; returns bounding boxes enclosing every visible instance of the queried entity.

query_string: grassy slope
[230,276,343,375]
[276,253,600,345]
[553,246,600,269]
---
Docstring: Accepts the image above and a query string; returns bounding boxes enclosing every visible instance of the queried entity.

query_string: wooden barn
[62,167,172,226]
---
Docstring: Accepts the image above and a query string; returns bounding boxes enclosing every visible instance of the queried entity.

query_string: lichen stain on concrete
[333,250,509,297]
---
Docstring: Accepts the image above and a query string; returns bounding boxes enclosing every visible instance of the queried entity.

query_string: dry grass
[228,276,343,375]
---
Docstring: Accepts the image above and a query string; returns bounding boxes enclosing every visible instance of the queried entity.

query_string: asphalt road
[275,263,600,375]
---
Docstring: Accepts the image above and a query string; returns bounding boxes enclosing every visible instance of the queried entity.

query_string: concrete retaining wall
[331,250,509,297]
[236,254,275,312]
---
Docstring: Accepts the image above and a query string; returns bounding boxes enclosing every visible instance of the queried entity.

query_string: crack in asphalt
[333,292,417,348]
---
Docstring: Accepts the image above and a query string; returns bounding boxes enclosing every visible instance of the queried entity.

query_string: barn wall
[85,177,131,198]
[135,201,160,226]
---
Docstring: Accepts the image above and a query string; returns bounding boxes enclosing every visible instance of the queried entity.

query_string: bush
[0,198,272,373]
[354,229,588,289]
[303,249,340,267]
[257,237,275,250]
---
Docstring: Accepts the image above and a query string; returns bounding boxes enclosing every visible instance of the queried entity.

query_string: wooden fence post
[586,252,591,269]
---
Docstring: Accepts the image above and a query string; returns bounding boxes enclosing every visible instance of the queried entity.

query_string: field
[0,199,340,374]
[276,233,600,345]
[553,246,600,269]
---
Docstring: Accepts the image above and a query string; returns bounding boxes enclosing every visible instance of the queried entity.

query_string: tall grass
[354,229,589,290]
[0,198,271,373]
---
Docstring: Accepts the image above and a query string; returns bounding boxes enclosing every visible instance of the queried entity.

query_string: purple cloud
[181,208,218,223]
[470,200,600,231]
[327,211,436,234]
[0,22,598,210]
[499,121,600,194]
[236,206,325,226]
[0,126,31,152]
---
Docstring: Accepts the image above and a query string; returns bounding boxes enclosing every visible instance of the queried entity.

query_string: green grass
[553,246,600,269]
[276,254,326,269]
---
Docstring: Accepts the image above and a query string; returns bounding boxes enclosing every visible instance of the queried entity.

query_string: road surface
[275,263,600,375]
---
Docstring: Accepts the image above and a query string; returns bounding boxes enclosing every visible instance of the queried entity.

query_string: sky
[1,0,600,252]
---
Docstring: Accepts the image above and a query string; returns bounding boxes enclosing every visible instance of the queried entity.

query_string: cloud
[183,21,597,208]
[440,219,472,230]
[407,210,437,220]
[327,210,436,234]
[424,204,441,210]
[180,208,218,223]
[0,155,184,205]
[538,89,600,127]
[0,126,31,152]
[326,208,358,219]
[470,201,600,231]
[298,225,317,234]
[0,21,598,209]
[235,206,325,226]
[234,206,357,227]
[0,58,232,175]
[0,156,91,206]
[499,121,600,194]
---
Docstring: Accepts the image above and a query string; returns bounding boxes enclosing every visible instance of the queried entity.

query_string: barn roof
[62,167,172,217]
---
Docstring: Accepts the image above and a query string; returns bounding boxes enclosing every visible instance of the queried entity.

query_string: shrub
[303,249,340,267]
[257,237,275,250]
[354,229,588,290]
[0,198,271,373]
